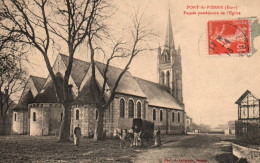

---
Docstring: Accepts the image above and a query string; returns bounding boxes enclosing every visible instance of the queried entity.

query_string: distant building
[224,121,235,135]
[12,13,186,137]
[186,115,193,132]
[235,90,260,144]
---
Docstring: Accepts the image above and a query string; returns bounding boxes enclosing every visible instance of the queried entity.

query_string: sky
[23,0,260,128]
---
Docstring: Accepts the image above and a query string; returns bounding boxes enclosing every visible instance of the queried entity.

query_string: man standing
[74,125,81,146]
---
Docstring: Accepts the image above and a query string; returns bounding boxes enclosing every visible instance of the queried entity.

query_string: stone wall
[233,143,260,162]
[112,94,147,131]
[70,94,185,138]
[72,105,94,137]
[29,103,62,136]
[12,111,28,135]
[147,106,185,134]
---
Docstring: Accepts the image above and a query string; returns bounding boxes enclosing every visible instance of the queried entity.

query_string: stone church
[12,13,186,137]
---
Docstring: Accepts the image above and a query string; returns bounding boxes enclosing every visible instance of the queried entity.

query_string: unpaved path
[133,135,236,163]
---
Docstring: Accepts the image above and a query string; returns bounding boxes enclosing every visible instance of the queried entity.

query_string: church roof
[164,11,174,49]
[73,78,97,105]
[13,90,33,110]
[95,62,146,98]
[60,54,91,87]
[33,73,64,103]
[134,77,183,110]
[30,75,46,92]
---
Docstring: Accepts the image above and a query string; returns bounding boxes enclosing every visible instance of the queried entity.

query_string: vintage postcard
[0,0,260,162]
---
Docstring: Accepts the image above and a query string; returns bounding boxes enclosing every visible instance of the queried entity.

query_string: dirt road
[134,134,237,163]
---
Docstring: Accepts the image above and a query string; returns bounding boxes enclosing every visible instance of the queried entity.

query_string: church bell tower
[158,11,183,104]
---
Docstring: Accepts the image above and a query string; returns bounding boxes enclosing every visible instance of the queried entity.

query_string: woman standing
[154,127,161,146]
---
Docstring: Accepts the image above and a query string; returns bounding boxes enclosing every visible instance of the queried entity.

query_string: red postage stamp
[207,19,251,56]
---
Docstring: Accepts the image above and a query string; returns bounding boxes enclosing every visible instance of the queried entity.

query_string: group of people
[116,126,161,149]
[73,125,161,148]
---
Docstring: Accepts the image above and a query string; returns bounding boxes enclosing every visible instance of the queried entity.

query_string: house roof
[235,90,253,104]
[13,90,33,110]
[30,76,46,92]
[95,62,146,98]
[60,54,91,87]
[73,78,97,105]
[134,77,183,110]
[33,73,64,103]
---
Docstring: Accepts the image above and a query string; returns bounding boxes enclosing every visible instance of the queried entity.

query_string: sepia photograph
[0,0,260,162]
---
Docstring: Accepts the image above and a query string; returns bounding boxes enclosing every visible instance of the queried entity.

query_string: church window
[96,109,98,120]
[153,109,156,121]
[60,112,63,122]
[120,99,125,118]
[137,102,141,118]
[160,110,163,121]
[33,112,36,121]
[172,111,175,122]
[160,71,165,85]
[14,113,17,121]
[128,99,134,118]
[166,71,170,87]
[178,112,180,123]
[164,55,167,62]
[76,109,79,120]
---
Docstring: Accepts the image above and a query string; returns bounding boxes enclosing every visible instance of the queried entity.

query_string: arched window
[128,100,134,118]
[160,110,163,121]
[178,112,180,123]
[160,71,165,85]
[153,109,156,121]
[120,99,125,118]
[172,111,175,122]
[137,102,141,118]
[33,112,36,121]
[166,71,170,87]
[14,113,17,121]
[61,112,63,122]
[76,109,79,120]
[167,53,171,62]
[96,109,98,120]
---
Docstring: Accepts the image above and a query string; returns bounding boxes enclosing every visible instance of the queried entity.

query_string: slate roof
[73,78,97,105]
[95,62,146,98]
[28,54,184,110]
[60,54,91,87]
[134,77,183,110]
[30,76,46,92]
[33,73,64,103]
[13,90,33,110]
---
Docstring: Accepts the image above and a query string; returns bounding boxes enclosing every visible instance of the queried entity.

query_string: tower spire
[165,10,174,49]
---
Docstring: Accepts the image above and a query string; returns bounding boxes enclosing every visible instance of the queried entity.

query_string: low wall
[232,143,260,162]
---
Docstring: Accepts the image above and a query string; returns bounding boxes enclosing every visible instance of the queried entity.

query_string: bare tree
[87,11,154,140]
[0,0,111,141]
[0,31,26,135]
